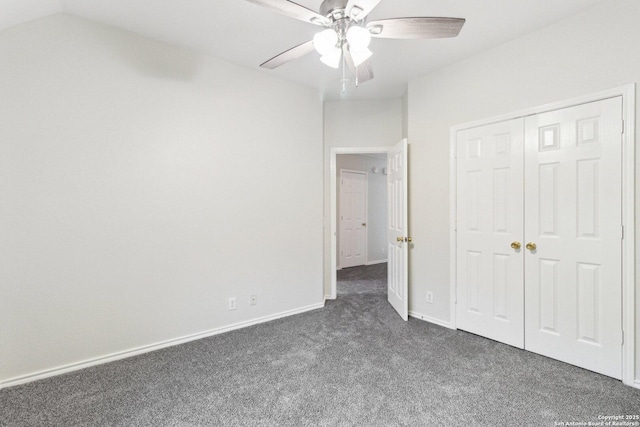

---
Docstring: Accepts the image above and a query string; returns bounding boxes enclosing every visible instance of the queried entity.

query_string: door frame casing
[449,84,636,386]
[338,169,369,269]
[330,147,390,300]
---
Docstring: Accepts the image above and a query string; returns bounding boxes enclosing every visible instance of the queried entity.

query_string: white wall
[323,99,403,296]
[407,0,639,382]
[402,91,408,139]
[364,156,388,264]
[0,13,323,385]
[336,154,388,267]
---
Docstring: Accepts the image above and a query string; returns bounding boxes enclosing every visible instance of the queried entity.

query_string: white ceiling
[3,0,609,100]
[0,0,61,31]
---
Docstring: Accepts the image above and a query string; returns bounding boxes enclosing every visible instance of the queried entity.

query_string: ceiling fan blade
[354,59,374,84]
[245,0,330,26]
[345,0,382,21]
[260,40,315,69]
[343,45,374,85]
[367,17,465,39]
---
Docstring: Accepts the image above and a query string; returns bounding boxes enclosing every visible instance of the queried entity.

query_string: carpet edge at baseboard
[408,311,455,330]
[0,301,325,390]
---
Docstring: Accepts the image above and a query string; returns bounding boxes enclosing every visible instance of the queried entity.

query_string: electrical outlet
[250,294,257,306]
[228,297,236,311]
[426,292,434,304]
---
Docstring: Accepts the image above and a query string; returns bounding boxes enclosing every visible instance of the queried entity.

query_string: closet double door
[456,97,623,379]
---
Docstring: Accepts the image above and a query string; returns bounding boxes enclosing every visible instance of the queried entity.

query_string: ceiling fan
[246,0,465,88]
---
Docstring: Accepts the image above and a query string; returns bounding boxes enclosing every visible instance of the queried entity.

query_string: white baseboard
[634,380,640,390]
[408,311,456,330]
[0,301,325,390]
[337,260,387,269]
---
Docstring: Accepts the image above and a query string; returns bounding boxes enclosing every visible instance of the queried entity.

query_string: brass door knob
[526,242,537,251]
[405,237,413,243]
[511,241,521,250]
[397,236,403,242]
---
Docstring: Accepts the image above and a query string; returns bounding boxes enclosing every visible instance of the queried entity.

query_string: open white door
[387,139,409,321]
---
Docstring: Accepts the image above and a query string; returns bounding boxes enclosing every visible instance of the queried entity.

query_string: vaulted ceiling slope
[2,0,609,100]
[0,0,61,31]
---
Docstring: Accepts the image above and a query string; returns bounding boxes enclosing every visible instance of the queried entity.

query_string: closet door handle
[526,242,537,251]
[511,241,521,250]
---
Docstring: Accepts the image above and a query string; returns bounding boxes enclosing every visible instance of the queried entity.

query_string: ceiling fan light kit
[320,48,342,68]
[313,28,338,55]
[345,25,371,50]
[313,28,341,68]
[247,0,465,90]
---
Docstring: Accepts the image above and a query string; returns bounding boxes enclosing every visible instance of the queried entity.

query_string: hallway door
[340,170,367,268]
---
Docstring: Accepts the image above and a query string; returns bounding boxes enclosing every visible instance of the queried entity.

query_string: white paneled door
[524,98,623,379]
[387,139,409,321]
[456,97,623,379]
[340,170,367,269]
[456,118,525,348]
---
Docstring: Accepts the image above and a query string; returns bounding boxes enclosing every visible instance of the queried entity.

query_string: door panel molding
[450,84,636,386]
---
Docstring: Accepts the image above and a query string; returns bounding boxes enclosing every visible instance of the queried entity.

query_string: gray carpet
[2,263,640,426]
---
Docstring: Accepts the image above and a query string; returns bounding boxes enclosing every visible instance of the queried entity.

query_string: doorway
[337,156,387,270]
[330,147,388,299]
[330,141,410,320]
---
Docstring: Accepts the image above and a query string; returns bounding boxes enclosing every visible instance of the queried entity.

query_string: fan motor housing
[319,0,348,18]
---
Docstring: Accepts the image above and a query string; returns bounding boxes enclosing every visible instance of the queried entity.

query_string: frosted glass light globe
[313,29,339,56]
[346,26,371,50]
[320,47,342,69]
